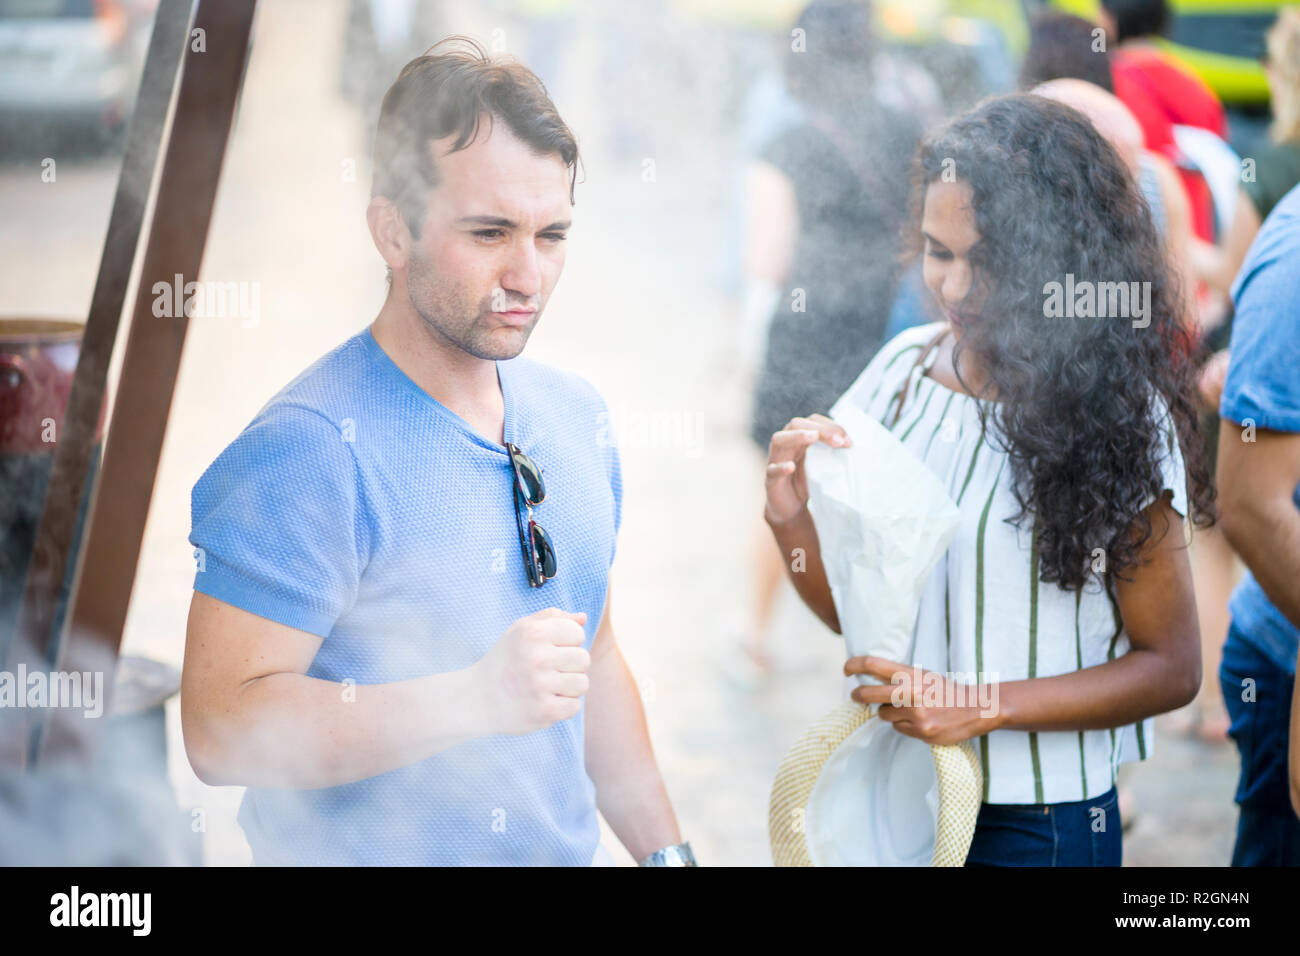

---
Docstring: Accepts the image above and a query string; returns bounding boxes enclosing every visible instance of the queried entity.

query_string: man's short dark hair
[1021,12,1114,93]
[371,36,580,247]
[1100,0,1170,44]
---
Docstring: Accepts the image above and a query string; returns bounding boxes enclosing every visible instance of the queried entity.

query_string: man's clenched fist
[470,608,590,735]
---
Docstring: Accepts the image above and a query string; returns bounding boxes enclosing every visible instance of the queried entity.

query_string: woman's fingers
[790,415,851,448]
[766,427,820,465]
[849,682,897,706]
[764,414,850,523]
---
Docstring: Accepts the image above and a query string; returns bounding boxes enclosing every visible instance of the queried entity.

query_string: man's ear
[367,197,411,275]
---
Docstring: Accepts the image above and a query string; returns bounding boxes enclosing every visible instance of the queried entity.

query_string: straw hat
[769,701,983,866]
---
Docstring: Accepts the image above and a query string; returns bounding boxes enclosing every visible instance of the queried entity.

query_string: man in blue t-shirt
[1216,182,1300,865]
[182,39,694,866]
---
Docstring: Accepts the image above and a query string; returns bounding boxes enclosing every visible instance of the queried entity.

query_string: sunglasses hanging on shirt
[507,442,557,587]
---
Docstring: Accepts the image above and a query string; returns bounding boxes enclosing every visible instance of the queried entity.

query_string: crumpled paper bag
[805,401,960,686]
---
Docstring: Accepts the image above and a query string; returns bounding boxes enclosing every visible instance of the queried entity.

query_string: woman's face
[921,179,985,334]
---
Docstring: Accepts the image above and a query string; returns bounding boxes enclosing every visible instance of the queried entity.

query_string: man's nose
[500,239,542,299]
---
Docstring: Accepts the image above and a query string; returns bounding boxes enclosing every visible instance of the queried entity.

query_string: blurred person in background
[1191,7,1300,297]
[765,94,1214,865]
[738,0,926,675]
[1214,180,1300,864]
[1100,0,1227,245]
[1020,8,1114,93]
[1026,76,1195,326]
[341,0,447,149]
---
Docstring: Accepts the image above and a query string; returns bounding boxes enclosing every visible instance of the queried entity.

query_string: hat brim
[770,701,983,866]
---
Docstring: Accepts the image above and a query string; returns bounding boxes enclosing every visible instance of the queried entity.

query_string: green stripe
[974,459,1006,800]
[1028,519,1044,803]
[922,391,957,459]
[1105,583,1124,780]
[956,439,983,506]
[1101,585,1145,761]
[866,342,926,407]
[898,378,939,442]
[1075,589,1089,799]
[944,553,952,653]
[1105,582,1124,660]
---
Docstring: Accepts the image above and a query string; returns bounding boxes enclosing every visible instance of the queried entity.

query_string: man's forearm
[1221,496,1300,632]
[188,667,488,789]
[584,641,681,862]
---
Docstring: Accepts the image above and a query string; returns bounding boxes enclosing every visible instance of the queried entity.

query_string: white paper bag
[804,402,961,685]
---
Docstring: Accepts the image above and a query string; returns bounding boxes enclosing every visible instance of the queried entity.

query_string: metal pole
[26,0,259,767]
[1,0,196,769]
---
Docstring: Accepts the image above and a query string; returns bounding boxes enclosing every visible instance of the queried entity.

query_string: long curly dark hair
[907,94,1214,590]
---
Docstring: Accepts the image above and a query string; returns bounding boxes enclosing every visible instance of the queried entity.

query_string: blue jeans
[964,786,1121,866]
[1219,627,1300,866]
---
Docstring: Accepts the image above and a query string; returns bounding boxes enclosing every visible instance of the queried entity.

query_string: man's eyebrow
[456,215,572,232]
[921,231,948,249]
[457,215,516,228]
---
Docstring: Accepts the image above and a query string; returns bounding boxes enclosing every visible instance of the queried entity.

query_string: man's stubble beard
[407,245,538,361]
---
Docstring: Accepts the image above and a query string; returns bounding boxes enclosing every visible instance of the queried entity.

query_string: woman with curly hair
[763,93,1216,866]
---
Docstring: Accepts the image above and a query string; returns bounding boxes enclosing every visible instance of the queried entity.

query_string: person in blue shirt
[1215,182,1300,865]
[182,38,693,867]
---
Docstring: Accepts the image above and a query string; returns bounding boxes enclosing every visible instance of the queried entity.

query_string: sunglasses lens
[512,449,545,504]
[532,523,557,579]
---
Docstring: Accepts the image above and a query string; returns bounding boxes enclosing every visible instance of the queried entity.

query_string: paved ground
[0,0,1245,866]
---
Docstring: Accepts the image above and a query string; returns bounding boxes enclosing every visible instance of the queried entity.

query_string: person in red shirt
[1100,0,1228,242]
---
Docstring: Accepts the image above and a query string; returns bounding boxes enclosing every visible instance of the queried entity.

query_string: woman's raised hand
[764,414,851,525]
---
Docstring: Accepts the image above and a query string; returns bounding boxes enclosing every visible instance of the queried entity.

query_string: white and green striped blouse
[829,322,1189,805]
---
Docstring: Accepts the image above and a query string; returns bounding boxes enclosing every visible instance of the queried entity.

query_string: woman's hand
[844,656,1001,746]
[764,414,850,524]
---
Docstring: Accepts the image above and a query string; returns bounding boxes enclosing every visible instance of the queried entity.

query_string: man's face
[404,118,571,361]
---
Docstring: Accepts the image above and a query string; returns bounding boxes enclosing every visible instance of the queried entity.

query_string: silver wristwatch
[638,841,697,867]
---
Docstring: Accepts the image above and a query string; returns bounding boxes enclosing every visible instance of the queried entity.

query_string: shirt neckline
[915,333,1001,407]
[361,325,516,455]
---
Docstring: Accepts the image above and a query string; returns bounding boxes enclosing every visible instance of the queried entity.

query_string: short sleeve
[1155,405,1190,519]
[607,440,623,566]
[596,394,623,566]
[1221,202,1300,433]
[189,403,369,638]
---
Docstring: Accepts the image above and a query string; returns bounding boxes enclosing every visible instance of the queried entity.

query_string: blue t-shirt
[1220,183,1300,676]
[189,326,622,864]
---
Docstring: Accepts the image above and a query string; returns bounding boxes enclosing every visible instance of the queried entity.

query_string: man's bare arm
[1218,423,1300,823]
[583,580,683,862]
[1216,424,1300,630]
[181,591,588,789]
